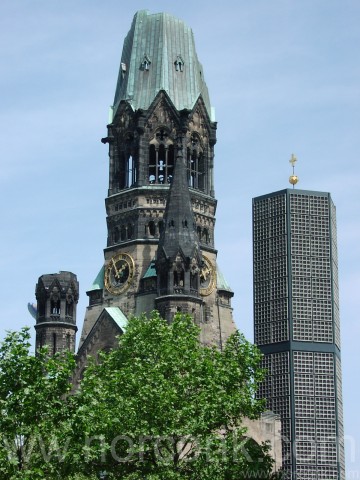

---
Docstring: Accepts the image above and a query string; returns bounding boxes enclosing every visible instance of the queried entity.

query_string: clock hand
[111,258,121,279]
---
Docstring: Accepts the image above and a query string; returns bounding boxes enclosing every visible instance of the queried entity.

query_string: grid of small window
[315,397,335,419]
[270,235,287,257]
[292,255,311,276]
[296,441,316,464]
[254,282,271,303]
[314,353,334,375]
[293,318,313,341]
[269,194,286,216]
[269,215,286,237]
[332,239,338,267]
[253,198,269,220]
[315,375,335,397]
[316,420,336,441]
[294,351,313,373]
[292,298,312,319]
[313,322,333,343]
[282,442,292,468]
[312,300,332,320]
[296,418,315,441]
[253,239,270,261]
[255,323,271,344]
[309,195,329,216]
[257,380,270,401]
[311,257,331,277]
[311,236,330,257]
[272,298,288,321]
[253,220,269,241]
[270,351,289,375]
[290,194,309,214]
[312,277,331,299]
[270,256,287,278]
[281,464,293,480]
[292,277,311,297]
[271,320,288,342]
[335,322,341,349]
[294,373,314,396]
[333,275,339,306]
[272,396,290,419]
[317,442,337,465]
[254,302,271,323]
[291,214,310,235]
[291,235,310,255]
[271,277,287,298]
[295,396,315,418]
[281,418,292,442]
[296,465,317,479]
[310,215,329,236]
[317,465,338,480]
[272,374,290,397]
[253,259,270,282]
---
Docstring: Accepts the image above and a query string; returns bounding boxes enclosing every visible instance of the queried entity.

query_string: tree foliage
[0,315,282,479]
[68,312,279,479]
[0,327,75,479]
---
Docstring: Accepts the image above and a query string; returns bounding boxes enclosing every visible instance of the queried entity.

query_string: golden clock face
[199,255,216,296]
[104,252,135,295]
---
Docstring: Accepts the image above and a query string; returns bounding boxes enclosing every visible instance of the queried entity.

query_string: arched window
[65,301,73,317]
[148,221,156,236]
[202,228,209,244]
[114,227,120,243]
[116,133,136,190]
[148,132,174,184]
[127,223,133,240]
[187,134,206,191]
[51,299,60,315]
[174,269,184,288]
[66,333,71,350]
[121,225,126,241]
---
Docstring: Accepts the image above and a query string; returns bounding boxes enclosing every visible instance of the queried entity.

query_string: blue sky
[0,0,359,476]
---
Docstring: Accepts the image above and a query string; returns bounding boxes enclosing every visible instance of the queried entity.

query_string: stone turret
[35,271,79,354]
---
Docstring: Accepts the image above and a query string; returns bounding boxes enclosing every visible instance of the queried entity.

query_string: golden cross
[289,154,297,167]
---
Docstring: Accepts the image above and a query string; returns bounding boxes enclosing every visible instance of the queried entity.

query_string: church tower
[78,10,235,358]
[35,271,79,354]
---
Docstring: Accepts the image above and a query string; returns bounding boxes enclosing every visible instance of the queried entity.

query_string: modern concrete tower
[253,189,345,479]
[77,10,235,369]
[35,271,79,354]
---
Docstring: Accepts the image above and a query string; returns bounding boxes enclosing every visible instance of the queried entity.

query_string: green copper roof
[112,10,213,119]
[87,265,104,292]
[143,260,157,278]
[216,265,233,293]
[104,307,128,332]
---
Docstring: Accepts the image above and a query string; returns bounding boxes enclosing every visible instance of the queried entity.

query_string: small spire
[289,153,299,188]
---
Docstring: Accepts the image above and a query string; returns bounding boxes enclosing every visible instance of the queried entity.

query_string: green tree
[0,327,76,480]
[69,312,280,479]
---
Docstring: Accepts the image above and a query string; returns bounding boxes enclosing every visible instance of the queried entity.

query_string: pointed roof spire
[157,130,201,264]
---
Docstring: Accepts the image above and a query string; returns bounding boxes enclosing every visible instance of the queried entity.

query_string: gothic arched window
[187,133,206,191]
[148,130,174,184]
[148,221,156,237]
[117,134,136,190]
